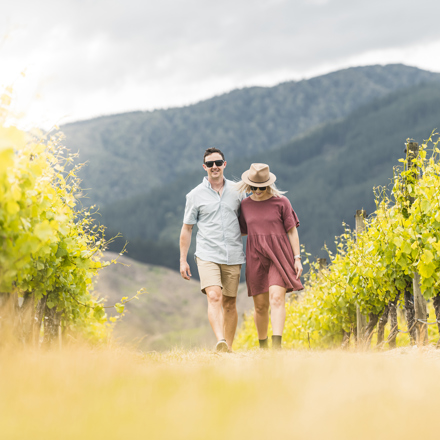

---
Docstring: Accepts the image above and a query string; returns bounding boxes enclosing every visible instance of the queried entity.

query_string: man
[180,147,245,352]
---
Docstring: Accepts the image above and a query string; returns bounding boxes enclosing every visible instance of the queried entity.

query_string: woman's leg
[253,292,270,340]
[269,285,286,336]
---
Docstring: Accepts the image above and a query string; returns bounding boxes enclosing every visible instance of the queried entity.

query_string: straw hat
[241,163,276,187]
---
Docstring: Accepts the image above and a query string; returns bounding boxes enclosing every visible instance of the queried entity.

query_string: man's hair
[203,148,225,162]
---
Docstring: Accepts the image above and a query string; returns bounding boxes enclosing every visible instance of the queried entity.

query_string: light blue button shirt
[183,177,245,265]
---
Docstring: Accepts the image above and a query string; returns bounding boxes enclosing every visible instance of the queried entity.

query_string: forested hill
[61,64,440,207]
[101,81,440,268]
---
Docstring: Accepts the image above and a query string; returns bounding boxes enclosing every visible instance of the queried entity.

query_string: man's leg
[253,292,270,340]
[205,286,225,342]
[220,264,241,349]
[222,295,237,349]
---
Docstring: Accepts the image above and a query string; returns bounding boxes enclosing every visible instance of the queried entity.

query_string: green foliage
[236,133,440,348]
[0,91,137,341]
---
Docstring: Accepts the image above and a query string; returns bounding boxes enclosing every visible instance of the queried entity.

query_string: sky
[2,0,440,129]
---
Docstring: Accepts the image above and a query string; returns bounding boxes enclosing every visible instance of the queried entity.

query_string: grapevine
[0,87,142,346]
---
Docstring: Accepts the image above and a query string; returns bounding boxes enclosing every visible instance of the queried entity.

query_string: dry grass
[1,345,440,439]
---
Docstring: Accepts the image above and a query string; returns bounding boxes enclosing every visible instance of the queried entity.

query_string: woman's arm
[287,227,303,279]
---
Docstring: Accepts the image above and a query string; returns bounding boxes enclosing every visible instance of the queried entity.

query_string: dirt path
[2,346,440,439]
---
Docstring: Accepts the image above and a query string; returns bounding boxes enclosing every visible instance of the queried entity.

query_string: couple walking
[179,148,303,351]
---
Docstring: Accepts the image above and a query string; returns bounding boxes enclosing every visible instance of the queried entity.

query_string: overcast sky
[2,0,440,128]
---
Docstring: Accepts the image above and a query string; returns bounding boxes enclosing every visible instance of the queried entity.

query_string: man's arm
[180,223,194,280]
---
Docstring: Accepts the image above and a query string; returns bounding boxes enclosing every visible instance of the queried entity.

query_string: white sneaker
[215,340,229,352]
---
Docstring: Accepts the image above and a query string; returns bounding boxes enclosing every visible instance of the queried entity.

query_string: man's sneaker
[215,340,229,352]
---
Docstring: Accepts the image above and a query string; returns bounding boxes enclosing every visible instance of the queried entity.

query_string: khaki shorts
[196,257,241,297]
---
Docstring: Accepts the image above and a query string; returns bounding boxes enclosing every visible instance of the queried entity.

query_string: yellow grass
[2,345,440,439]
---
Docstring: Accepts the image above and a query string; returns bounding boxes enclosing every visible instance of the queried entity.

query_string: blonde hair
[234,180,286,197]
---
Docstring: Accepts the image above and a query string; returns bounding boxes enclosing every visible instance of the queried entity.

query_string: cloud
[1,0,440,127]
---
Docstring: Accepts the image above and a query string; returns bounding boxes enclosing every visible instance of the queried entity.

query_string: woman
[237,163,303,349]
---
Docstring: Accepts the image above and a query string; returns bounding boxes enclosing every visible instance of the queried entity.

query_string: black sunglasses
[204,160,225,168]
[250,186,267,191]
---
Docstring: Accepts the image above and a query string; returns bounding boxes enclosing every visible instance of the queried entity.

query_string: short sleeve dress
[239,195,304,296]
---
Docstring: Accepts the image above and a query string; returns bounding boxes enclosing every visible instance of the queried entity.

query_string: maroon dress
[239,195,304,296]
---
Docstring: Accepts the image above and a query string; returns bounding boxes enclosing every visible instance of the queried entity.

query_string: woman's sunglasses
[250,186,267,191]
[204,160,225,168]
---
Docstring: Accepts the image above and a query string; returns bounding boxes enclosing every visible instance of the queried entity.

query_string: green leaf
[422,277,434,288]
[0,148,14,174]
[93,305,105,320]
[5,201,20,215]
[420,199,430,213]
[397,254,408,269]
[394,236,403,248]
[402,241,412,255]
[56,247,68,257]
[114,303,124,314]
[75,258,89,270]
[34,220,55,241]
[422,249,434,264]
[396,278,406,289]
[419,261,436,278]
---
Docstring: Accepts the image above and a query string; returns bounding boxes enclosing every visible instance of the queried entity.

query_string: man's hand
[180,261,192,280]
[294,259,303,280]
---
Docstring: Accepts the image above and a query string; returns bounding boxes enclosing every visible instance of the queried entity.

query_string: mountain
[100,81,440,264]
[61,64,440,207]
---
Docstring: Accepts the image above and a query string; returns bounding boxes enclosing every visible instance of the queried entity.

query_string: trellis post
[406,142,428,346]
[355,209,368,345]
[317,258,327,272]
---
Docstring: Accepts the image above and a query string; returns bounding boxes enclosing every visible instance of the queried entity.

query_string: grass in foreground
[1,345,440,440]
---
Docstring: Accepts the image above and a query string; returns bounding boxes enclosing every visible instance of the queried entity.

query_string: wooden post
[388,295,399,348]
[406,142,428,346]
[58,324,63,350]
[18,292,34,345]
[407,141,419,206]
[32,295,47,347]
[355,210,368,345]
[406,142,419,171]
[404,288,416,345]
[413,273,428,345]
[43,304,61,349]
[317,258,327,272]
[433,295,440,336]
